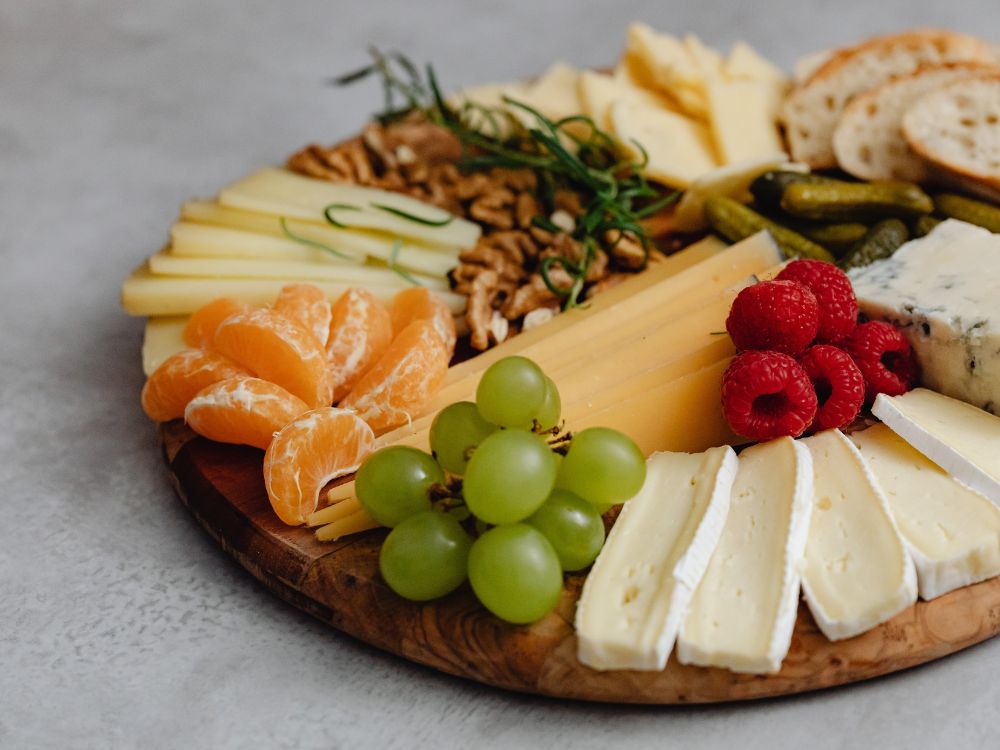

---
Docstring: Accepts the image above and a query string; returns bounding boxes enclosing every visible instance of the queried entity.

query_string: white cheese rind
[851,424,1000,600]
[848,220,1000,414]
[873,389,1000,504]
[677,438,814,674]
[575,446,738,671]
[800,430,917,640]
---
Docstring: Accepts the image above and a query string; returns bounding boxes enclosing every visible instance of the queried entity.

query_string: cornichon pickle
[839,219,909,270]
[704,195,835,262]
[933,193,1000,233]
[799,222,869,255]
[749,171,842,213]
[913,214,943,237]
[780,181,934,221]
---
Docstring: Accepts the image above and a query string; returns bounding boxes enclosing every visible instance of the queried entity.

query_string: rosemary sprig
[279,217,356,260]
[388,239,423,287]
[370,203,454,226]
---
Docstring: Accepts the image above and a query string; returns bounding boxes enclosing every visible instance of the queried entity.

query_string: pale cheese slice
[706,76,786,165]
[624,23,709,118]
[852,424,1000,600]
[577,70,676,130]
[520,62,583,122]
[873,389,1000,504]
[678,438,814,673]
[142,316,188,375]
[725,41,789,88]
[576,446,738,671]
[800,430,917,640]
[447,80,534,138]
[610,99,718,188]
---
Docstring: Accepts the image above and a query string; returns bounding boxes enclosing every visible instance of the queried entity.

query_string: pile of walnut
[288,113,658,350]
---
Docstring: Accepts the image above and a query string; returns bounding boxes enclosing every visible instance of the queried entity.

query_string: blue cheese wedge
[800,430,917,640]
[873,388,1000,504]
[677,438,813,674]
[576,446,738,671]
[848,220,1000,414]
[851,424,1000,600]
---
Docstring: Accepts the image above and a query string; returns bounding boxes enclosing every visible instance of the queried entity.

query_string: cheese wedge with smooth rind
[851,424,1000,600]
[577,446,738,671]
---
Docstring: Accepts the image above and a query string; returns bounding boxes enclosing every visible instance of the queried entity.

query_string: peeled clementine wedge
[141,349,248,422]
[341,319,450,433]
[326,288,393,402]
[183,297,250,348]
[184,376,309,450]
[273,283,332,348]
[263,407,376,525]
[213,308,334,409]
[390,287,457,356]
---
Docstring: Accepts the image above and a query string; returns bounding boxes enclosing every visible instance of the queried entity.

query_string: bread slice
[781,29,996,168]
[903,73,1000,200]
[833,62,997,181]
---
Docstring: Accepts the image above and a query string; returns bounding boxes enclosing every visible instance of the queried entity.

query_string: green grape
[380,511,472,601]
[429,401,497,475]
[557,427,646,506]
[356,446,444,527]
[534,376,562,431]
[467,524,563,623]
[475,356,547,427]
[463,429,557,524]
[526,489,606,571]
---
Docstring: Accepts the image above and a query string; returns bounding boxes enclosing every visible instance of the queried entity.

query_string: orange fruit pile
[139,282,456,526]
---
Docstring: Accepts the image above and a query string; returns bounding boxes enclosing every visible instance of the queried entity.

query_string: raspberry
[843,321,919,402]
[722,350,818,441]
[797,345,865,432]
[726,280,819,355]
[776,259,858,344]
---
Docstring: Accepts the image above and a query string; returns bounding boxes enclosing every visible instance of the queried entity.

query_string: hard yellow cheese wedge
[141,316,188,375]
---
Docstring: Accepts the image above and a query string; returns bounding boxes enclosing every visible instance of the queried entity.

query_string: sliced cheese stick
[851,425,1000,600]
[873,389,1000,504]
[800,430,917,641]
[678,438,813,674]
[576,446,738,671]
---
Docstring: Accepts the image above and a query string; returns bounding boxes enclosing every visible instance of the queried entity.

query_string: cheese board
[128,23,1000,704]
[163,421,1000,703]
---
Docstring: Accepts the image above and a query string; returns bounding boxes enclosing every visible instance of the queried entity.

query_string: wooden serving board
[162,421,1000,704]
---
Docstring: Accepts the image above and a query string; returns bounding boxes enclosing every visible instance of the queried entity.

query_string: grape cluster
[355,356,647,624]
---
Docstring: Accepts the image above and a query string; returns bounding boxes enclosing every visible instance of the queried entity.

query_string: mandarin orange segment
[184,376,309,450]
[340,319,450,434]
[183,297,251,348]
[389,287,457,356]
[263,407,376,525]
[213,308,334,409]
[272,283,332,348]
[327,288,393,402]
[140,349,248,422]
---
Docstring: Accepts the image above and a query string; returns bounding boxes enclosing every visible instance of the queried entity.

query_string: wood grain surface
[162,421,1000,704]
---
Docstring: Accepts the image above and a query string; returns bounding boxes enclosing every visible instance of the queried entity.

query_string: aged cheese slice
[851,424,1000,600]
[725,41,788,88]
[520,62,583,122]
[141,316,188,375]
[576,446,738,671]
[873,388,1000,504]
[800,430,917,640]
[706,76,786,165]
[678,438,813,673]
[577,71,677,130]
[610,99,719,188]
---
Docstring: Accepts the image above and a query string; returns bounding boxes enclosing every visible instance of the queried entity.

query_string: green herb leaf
[279,217,355,260]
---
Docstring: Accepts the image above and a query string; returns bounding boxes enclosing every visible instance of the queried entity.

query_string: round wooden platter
[162,421,1000,704]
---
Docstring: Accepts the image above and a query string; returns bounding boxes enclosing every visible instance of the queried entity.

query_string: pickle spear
[840,219,909,270]
[933,193,1000,233]
[705,196,835,262]
[781,181,933,221]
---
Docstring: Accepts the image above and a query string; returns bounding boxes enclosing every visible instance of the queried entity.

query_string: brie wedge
[677,438,813,674]
[800,430,917,640]
[851,424,1000,600]
[873,389,1000,504]
[576,446,738,671]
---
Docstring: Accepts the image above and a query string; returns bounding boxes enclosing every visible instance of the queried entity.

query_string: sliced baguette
[903,73,1000,201]
[782,29,996,168]
[833,62,997,181]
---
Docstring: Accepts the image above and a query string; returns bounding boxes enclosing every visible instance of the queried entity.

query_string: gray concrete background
[3,1,999,748]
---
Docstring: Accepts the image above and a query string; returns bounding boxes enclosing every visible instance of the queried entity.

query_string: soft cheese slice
[678,438,813,673]
[848,220,1000,413]
[576,446,738,671]
[800,430,917,640]
[851,424,1000,600]
[873,388,1000,504]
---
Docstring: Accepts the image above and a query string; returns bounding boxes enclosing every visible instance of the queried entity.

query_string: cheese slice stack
[576,446,738,671]
[873,388,1000,504]
[678,438,813,674]
[800,430,917,641]
[851,424,1000,600]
